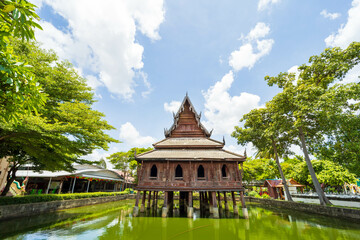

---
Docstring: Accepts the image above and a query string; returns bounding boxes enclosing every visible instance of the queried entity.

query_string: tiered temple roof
[136,94,245,162]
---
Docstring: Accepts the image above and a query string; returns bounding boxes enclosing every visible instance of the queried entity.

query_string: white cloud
[325,0,360,48]
[35,0,165,100]
[229,23,274,71]
[247,22,270,40]
[81,146,120,169]
[258,0,280,11]
[320,9,341,20]
[287,65,300,79]
[164,101,181,113]
[119,122,155,147]
[342,65,360,84]
[202,71,262,135]
[324,0,360,85]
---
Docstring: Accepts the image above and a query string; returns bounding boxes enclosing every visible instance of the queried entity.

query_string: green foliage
[0,0,45,122]
[0,40,117,196]
[288,159,357,187]
[0,0,42,43]
[0,192,127,206]
[261,193,271,199]
[264,42,360,175]
[107,147,153,176]
[242,158,279,182]
[248,191,260,198]
[260,42,360,205]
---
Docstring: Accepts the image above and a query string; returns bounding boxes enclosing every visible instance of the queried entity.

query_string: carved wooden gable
[164,95,211,138]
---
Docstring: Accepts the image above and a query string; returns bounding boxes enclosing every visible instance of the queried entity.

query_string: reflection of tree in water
[1,200,134,239]
[3,201,360,240]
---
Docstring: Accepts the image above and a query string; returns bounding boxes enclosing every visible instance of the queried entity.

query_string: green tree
[0,0,46,123]
[0,40,117,196]
[107,147,152,188]
[242,158,279,182]
[265,42,360,205]
[232,107,295,201]
[288,159,356,188]
[311,83,360,174]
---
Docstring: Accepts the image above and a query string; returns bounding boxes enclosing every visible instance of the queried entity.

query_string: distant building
[263,179,304,200]
[13,164,125,195]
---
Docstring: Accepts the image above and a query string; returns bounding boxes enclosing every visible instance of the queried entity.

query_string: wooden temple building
[133,94,247,218]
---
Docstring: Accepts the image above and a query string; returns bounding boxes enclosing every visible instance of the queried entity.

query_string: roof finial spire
[223,136,225,145]
[186,91,188,97]
[244,149,247,158]
[134,148,137,157]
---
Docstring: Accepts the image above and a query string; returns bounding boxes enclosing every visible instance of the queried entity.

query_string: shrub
[248,191,260,198]
[261,193,271,199]
[0,192,127,206]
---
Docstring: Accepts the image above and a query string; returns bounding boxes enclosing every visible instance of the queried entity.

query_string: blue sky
[32,0,360,164]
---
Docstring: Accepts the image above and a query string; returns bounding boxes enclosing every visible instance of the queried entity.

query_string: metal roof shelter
[16,164,125,194]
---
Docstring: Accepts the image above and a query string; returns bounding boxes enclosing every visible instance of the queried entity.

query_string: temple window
[150,164,157,179]
[175,164,183,179]
[222,164,228,178]
[197,165,205,179]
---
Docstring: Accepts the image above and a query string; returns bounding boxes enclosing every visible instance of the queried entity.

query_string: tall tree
[265,42,360,205]
[232,107,294,201]
[0,40,117,196]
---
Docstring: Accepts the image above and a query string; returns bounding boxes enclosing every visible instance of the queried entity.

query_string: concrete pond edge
[0,194,136,221]
[245,196,360,220]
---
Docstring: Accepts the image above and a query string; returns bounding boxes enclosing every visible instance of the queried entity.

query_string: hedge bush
[0,192,128,206]
[261,193,271,199]
[248,191,260,198]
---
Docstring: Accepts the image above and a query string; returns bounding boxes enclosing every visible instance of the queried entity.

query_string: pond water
[1,199,360,240]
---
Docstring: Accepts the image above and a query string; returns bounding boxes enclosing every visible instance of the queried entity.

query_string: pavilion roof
[153,137,224,149]
[136,149,245,161]
[265,179,304,187]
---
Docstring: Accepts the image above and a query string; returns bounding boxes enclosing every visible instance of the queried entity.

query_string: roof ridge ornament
[244,149,247,158]
[223,136,225,145]
[209,129,213,137]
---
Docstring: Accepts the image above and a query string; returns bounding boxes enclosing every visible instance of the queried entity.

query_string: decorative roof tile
[136,149,245,160]
[153,137,223,148]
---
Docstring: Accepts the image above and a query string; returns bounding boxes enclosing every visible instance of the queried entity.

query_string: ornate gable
[164,94,212,138]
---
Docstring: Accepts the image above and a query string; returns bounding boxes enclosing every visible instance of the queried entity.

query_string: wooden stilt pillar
[224,191,229,211]
[212,191,219,218]
[155,191,159,208]
[152,191,156,208]
[147,191,152,209]
[217,191,221,209]
[162,191,169,218]
[240,190,248,219]
[208,191,213,213]
[133,191,141,216]
[231,191,238,215]
[140,191,146,212]
[187,191,193,218]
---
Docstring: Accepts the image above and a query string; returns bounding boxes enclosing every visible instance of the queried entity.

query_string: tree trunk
[124,171,127,190]
[298,126,332,205]
[1,165,18,197]
[272,139,293,201]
